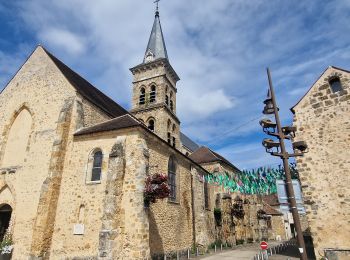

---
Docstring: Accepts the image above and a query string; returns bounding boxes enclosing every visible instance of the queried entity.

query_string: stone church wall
[79,96,112,128]
[145,135,194,257]
[49,127,152,259]
[293,67,350,258]
[0,46,77,259]
[191,166,216,250]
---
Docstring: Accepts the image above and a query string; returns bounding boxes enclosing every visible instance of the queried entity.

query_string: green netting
[204,163,299,195]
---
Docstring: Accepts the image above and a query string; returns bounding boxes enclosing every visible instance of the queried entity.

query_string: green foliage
[208,239,222,249]
[236,239,245,245]
[0,229,13,255]
[205,163,299,195]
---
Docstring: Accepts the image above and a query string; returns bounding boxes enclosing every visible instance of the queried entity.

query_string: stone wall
[191,167,216,249]
[145,134,194,257]
[132,107,180,148]
[268,216,285,240]
[0,46,77,259]
[130,59,180,149]
[293,67,350,258]
[80,97,111,128]
[50,122,151,260]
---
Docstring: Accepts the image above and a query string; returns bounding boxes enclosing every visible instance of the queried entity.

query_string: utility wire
[205,114,274,145]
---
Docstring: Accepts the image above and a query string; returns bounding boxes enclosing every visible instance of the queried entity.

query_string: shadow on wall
[148,209,165,258]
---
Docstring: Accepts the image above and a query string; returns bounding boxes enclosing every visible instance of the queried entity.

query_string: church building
[0,8,275,260]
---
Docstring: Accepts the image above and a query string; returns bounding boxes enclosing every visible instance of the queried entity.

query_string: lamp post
[260,68,308,260]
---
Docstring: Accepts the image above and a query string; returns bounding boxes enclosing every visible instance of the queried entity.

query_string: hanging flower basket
[144,173,170,206]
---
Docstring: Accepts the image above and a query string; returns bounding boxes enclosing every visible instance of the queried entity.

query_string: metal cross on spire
[154,0,160,14]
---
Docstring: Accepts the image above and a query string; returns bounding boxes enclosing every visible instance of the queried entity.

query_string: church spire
[143,1,168,63]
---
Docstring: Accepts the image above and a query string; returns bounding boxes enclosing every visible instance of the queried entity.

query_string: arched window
[172,124,176,133]
[172,137,176,148]
[148,119,155,131]
[329,77,342,93]
[170,100,174,111]
[165,95,169,105]
[139,87,146,105]
[168,156,177,201]
[150,85,156,103]
[167,132,171,144]
[91,150,103,182]
[2,108,32,167]
[167,119,171,130]
[0,204,12,242]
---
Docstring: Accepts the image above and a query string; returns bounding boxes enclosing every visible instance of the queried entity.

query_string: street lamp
[260,68,309,260]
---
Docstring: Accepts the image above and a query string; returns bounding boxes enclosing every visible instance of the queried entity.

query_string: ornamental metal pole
[266,68,308,260]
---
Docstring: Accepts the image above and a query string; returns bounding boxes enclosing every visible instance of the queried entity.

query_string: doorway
[0,204,12,242]
[290,223,296,238]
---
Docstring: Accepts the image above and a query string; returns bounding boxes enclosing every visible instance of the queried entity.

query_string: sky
[1,0,349,170]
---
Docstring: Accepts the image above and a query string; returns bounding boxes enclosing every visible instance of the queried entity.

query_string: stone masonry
[292,66,350,259]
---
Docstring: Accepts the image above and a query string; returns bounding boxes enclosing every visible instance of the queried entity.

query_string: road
[199,242,300,260]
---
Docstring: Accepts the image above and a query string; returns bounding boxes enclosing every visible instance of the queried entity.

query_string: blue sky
[1,0,349,169]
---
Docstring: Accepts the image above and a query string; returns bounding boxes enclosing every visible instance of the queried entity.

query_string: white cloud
[1,0,350,169]
[38,28,86,55]
[179,89,234,121]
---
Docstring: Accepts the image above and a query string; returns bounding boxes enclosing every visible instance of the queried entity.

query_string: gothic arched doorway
[0,204,12,242]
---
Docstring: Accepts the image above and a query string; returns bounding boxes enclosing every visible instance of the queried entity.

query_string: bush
[208,239,222,249]
[236,239,245,245]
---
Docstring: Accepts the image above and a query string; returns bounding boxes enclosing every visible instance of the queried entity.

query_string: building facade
[292,66,350,259]
[0,9,287,260]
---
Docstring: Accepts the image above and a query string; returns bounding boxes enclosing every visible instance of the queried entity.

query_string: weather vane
[154,0,160,12]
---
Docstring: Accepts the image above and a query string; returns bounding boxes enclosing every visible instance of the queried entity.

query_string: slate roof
[180,132,200,152]
[74,114,141,136]
[189,146,240,172]
[262,194,280,207]
[263,204,283,216]
[143,11,168,63]
[43,47,128,118]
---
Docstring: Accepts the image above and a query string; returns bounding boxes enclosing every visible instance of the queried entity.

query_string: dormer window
[139,88,145,105]
[150,85,156,103]
[329,77,343,93]
[145,49,155,63]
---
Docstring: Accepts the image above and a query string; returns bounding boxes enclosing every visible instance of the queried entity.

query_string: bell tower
[130,7,180,148]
